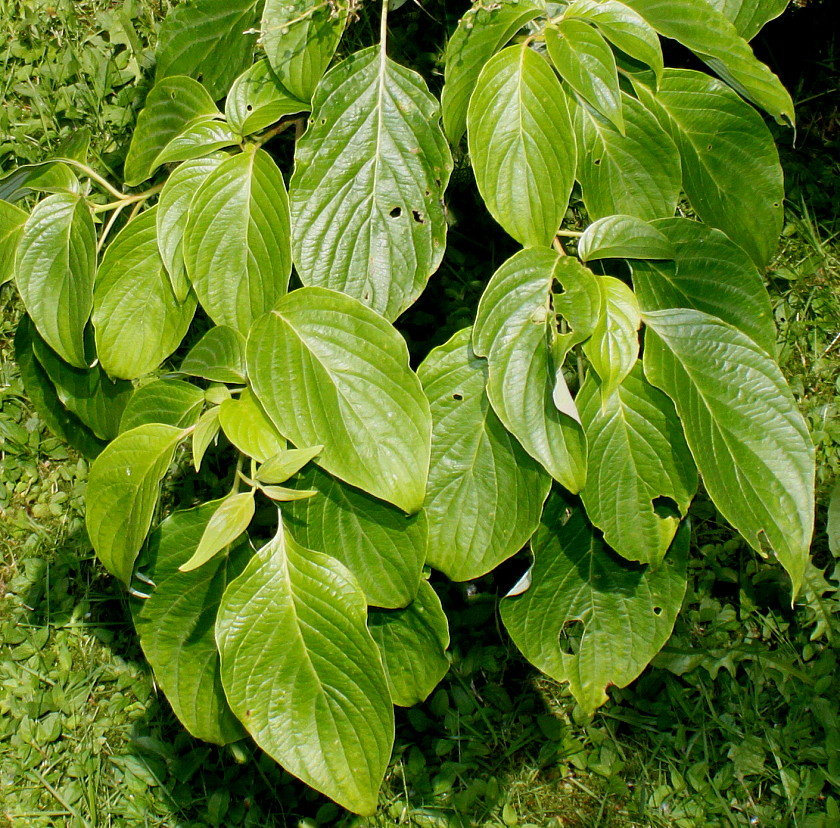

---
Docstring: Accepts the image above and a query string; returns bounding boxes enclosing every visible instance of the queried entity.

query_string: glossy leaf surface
[180,492,255,572]
[180,325,247,384]
[219,388,286,463]
[578,215,675,262]
[119,379,205,432]
[0,200,26,286]
[256,445,322,484]
[225,59,307,135]
[706,0,789,40]
[154,118,240,166]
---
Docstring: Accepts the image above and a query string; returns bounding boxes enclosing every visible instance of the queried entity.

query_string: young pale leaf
[123,76,220,187]
[290,46,452,321]
[180,326,247,384]
[184,147,291,334]
[225,59,307,135]
[262,0,346,102]
[248,287,432,514]
[582,276,640,400]
[418,328,550,582]
[546,20,624,133]
[94,208,196,380]
[0,200,26,286]
[579,364,697,566]
[622,0,793,124]
[284,466,427,609]
[86,424,186,585]
[473,250,588,492]
[180,491,255,572]
[153,118,240,166]
[216,517,394,815]
[218,388,286,462]
[15,193,95,368]
[643,308,814,595]
[368,581,450,707]
[155,0,261,100]
[501,493,689,715]
[119,379,205,433]
[256,445,323,484]
[259,485,317,501]
[131,501,250,745]
[705,0,789,41]
[635,69,784,267]
[571,92,681,221]
[441,0,544,145]
[468,44,576,248]
[630,217,776,356]
[578,215,675,262]
[193,406,221,471]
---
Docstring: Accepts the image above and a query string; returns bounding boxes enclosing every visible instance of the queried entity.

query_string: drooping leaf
[185,147,291,334]
[193,406,221,471]
[0,200,26,286]
[630,217,776,355]
[705,0,789,41]
[571,92,681,222]
[119,378,205,432]
[180,325,247,384]
[441,0,543,145]
[131,501,250,744]
[0,160,78,202]
[546,19,624,133]
[634,69,784,267]
[218,388,286,463]
[255,445,322,484]
[216,517,394,815]
[473,250,588,492]
[86,424,186,585]
[467,44,576,248]
[368,581,450,707]
[15,193,95,368]
[501,492,689,715]
[290,46,452,321]
[94,208,197,380]
[225,59,307,135]
[578,364,697,565]
[248,287,431,514]
[418,327,550,581]
[578,215,675,262]
[155,0,261,100]
[643,308,814,595]
[154,118,240,166]
[180,491,255,572]
[284,465,427,609]
[123,76,220,187]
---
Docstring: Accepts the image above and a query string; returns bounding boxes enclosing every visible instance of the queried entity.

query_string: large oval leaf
[643,308,814,594]
[15,193,95,368]
[225,59,307,135]
[119,378,205,432]
[247,287,431,514]
[501,493,689,715]
[290,46,452,321]
[216,517,394,815]
[418,327,550,581]
[467,44,576,248]
[184,147,291,334]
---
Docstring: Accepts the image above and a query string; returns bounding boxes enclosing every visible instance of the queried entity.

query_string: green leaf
[131,501,249,744]
[86,424,186,585]
[15,193,95,368]
[94,207,197,380]
[473,250,588,492]
[155,0,261,100]
[705,0,789,41]
[218,388,286,463]
[193,406,221,471]
[180,325,247,384]
[578,215,675,262]
[285,465,427,609]
[441,0,544,145]
[582,276,640,400]
[262,0,347,102]
[290,46,452,321]
[225,59,307,135]
[467,44,576,248]
[180,492,255,572]
[368,581,450,707]
[579,363,697,565]
[634,69,784,267]
[546,20,624,133]
[501,493,689,715]
[248,287,432,514]
[216,517,394,815]
[565,0,664,84]
[828,481,840,558]
[123,76,220,187]
[643,308,814,595]
[622,0,794,124]
[154,118,240,166]
[185,147,291,334]
[256,445,323,484]
[418,328,550,581]
[259,484,317,501]
[120,379,205,432]
[0,200,26,286]
[0,161,78,202]
[571,92,681,221]
[630,217,776,356]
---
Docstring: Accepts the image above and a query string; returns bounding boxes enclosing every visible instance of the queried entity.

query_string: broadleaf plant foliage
[5,0,813,814]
